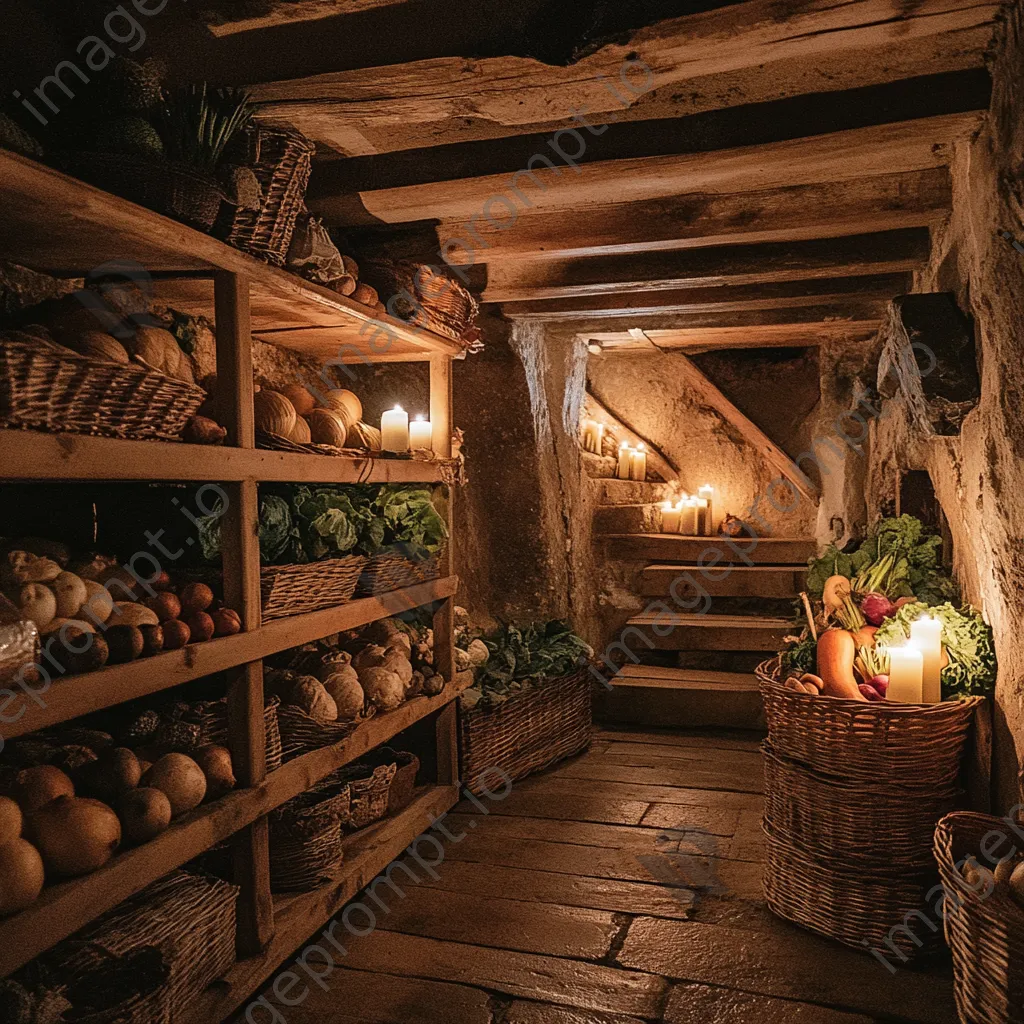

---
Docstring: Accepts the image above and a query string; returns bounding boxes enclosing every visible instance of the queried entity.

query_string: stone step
[625,612,792,651]
[595,664,765,730]
[593,503,662,534]
[597,479,674,505]
[581,450,617,479]
[602,534,815,566]
[641,564,807,598]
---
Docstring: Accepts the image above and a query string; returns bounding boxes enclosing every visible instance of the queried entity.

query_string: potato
[18,584,56,630]
[80,580,115,625]
[52,571,87,619]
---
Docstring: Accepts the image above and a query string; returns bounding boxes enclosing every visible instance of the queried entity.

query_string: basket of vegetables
[459,622,593,796]
[934,811,1024,1024]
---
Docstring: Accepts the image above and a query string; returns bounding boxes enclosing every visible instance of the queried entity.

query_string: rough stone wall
[866,0,1024,810]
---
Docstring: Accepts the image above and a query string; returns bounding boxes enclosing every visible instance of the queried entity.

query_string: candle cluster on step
[660,485,716,536]
[380,405,432,453]
[616,442,647,480]
[580,418,605,454]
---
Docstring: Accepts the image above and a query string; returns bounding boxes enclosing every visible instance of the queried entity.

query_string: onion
[860,592,896,626]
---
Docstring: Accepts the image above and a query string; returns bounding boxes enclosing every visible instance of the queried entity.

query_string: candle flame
[393,404,404,411]
[414,414,426,421]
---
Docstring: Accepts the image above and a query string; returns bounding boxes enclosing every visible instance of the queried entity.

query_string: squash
[280,384,316,417]
[816,628,866,700]
[308,408,349,447]
[348,421,382,451]
[289,416,312,445]
[253,390,297,438]
[70,331,130,364]
[129,326,182,377]
[324,390,362,427]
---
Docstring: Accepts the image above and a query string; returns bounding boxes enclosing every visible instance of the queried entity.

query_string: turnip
[860,592,896,626]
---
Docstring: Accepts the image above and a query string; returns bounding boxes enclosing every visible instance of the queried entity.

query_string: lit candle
[661,501,681,534]
[698,485,715,534]
[629,443,647,481]
[591,421,605,454]
[580,418,595,451]
[679,498,699,536]
[380,404,409,452]
[617,442,631,480]
[910,615,943,704]
[695,497,709,536]
[886,646,924,703]
[409,414,432,450]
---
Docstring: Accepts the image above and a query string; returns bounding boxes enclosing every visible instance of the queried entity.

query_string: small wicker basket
[276,702,368,762]
[459,667,592,796]
[363,746,420,814]
[269,785,350,892]
[188,694,284,773]
[0,332,206,441]
[52,944,172,1024]
[261,556,366,620]
[356,548,444,598]
[327,761,397,831]
[935,811,1024,1024]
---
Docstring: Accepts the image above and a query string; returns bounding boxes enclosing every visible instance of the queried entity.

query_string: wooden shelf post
[215,271,274,956]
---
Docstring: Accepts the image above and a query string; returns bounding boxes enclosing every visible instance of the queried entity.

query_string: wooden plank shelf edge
[3,576,459,741]
[0,681,472,978]
[182,784,461,1024]
[0,430,451,484]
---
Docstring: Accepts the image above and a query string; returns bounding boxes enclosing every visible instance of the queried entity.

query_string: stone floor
[246,728,959,1023]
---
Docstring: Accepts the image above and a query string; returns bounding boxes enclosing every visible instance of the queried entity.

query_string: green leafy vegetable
[291,486,364,560]
[874,601,996,698]
[372,486,449,559]
[781,631,818,676]
[197,494,299,565]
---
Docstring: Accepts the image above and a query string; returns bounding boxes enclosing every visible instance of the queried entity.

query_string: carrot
[816,628,867,700]
[851,625,878,649]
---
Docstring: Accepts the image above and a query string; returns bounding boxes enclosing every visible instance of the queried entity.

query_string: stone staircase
[591,482,812,730]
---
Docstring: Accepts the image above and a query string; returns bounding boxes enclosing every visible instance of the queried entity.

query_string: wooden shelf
[0,150,463,363]
[0,682,471,978]
[7,576,459,741]
[0,430,451,483]
[183,784,461,1024]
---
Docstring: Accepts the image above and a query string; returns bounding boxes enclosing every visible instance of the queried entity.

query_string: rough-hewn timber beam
[311,114,979,226]
[484,230,931,303]
[253,0,996,155]
[200,0,410,37]
[436,170,951,263]
[587,324,880,352]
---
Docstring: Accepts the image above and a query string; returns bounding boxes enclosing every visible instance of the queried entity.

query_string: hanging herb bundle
[156,85,254,172]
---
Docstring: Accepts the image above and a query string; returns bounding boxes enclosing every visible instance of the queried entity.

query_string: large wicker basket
[756,657,983,959]
[188,694,284,773]
[0,332,206,441]
[269,785,350,891]
[459,667,592,796]
[276,702,368,761]
[215,124,314,265]
[356,548,444,597]
[261,556,367,620]
[935,812,1024,1023]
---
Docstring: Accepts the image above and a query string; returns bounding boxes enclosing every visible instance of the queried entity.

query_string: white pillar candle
[887,646,924,703]
[695,497,709,536]
[410,414,432,450]
[592,421,605,454]
[679,498,699,536]
[617,442,631,480]
[381,404,410,452]
[698,485,715,534]
[910,616,943,704]
[629,443,647,481]
[580,418,594,451]
[661,501,681,534]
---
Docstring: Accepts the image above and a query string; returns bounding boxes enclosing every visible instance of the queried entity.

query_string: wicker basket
[64,152,225,232]
[325,761,397,830]
[459,667,592,796]
[215,124,314,265]
[53,944,171,1024]
[363,746,420,814]
[756,656,983,787]
[356,548,443,597]
[935,812,1024,1023]
[762,742,959,868]
[0,332,206,441]
[764,824,946,956]
[269,785,350,891]
[187,693,284,773]
[261,556,366,620]
[276,703,366,761]
[49,871,238,1015]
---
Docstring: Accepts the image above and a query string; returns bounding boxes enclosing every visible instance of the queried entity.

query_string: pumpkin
[308,408,349,447]
[280,384,316,417]
[253,390,297,438]
[71,331,130,364]
[348,421,382,451]
[289,416,312,445]
[324,390,362,426]
[129,326,182,377]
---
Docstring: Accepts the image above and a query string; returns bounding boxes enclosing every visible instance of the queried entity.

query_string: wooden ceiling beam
[253,0,996,155]
[436,169,951,264]
[201,0,411,37]
[501,275,912,320]
[484,230,931,303]
[586,324,880,352]
[312,113,980,227]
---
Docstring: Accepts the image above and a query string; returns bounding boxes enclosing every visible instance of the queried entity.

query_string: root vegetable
[18,583,56,630]
[0,839,44,914]
[359,667,404,711]
[141,754,207,817]
[81,580,115,624]
[52,572,87,619]
[211,608,241,637]
[118,787,172,844]
[106,625,144,663]
[816,629,866,701]
[183,415,227,445]
[162,619,190,649]
[138,624,164,657]
[185,611,214,642]
[280,384,315,417]
[179,583,214,615]
[146,592,181,622]
[29,796,121,876]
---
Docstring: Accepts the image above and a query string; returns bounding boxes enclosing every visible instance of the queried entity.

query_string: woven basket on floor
[0,332,206,441]
[763,823,946,956]
[756,656,983,787]
[261,556,366,620]
[276,702,368,761]
[269,785,350,891]
[188,693,284,773]
[216,124,314,264]
[49,871,238,1015]
[324,761,397,830]
[459,667,592,796]
[935,812,1024,1023]
[356,548,444,597]
[762,742,959,868]
[52,944,172,1024]
[363,746,420,814]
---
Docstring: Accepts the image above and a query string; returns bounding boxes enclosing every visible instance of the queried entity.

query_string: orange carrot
[816,629,867,700]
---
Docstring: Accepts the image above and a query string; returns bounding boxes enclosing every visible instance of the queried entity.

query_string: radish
[860,592,896,626]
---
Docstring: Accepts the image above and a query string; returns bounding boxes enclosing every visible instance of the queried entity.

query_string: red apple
[185,611,215,643]
[180,582,214,616]
[146,592,181,623]
[211,608,242,637]
[162,619,191,650]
